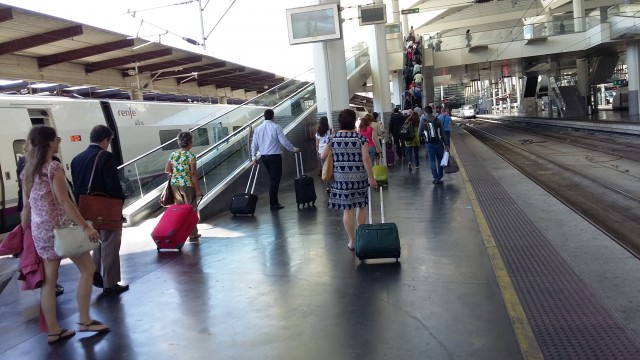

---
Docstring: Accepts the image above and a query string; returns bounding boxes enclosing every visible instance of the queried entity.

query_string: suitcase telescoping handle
[246,164,260,194]
[295,152,304,178]
[367,186,385,224]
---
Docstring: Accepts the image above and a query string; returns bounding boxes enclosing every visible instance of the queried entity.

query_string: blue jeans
[406,146,419,167]
[425,142,444,180]
[368,146,376,167]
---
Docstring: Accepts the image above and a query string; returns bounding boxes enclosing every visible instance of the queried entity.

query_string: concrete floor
[0,144,521,359]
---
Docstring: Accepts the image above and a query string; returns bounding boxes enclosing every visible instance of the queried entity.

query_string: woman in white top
[315,116,332,192]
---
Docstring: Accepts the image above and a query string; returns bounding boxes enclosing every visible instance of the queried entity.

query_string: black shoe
[103,284,129,295]
[55,284,64,297]
[270,204,284,210]
[93,272,104,289]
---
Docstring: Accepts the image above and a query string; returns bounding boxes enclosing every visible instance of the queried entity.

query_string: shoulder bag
[321,142,333,183]
[78,151,124,231]
[159,175,174,207]
[48,162,99,258]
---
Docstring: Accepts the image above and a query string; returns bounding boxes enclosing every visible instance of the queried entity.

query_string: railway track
[461,122,640,258]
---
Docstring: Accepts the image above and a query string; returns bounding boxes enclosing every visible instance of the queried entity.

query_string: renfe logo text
[117,107,137,119]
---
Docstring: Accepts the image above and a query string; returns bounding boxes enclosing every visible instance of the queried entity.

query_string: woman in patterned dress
[321,109,378,251]
[164,131,203,240]
[20,125,108,344]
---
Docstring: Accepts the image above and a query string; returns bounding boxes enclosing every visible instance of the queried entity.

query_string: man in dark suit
[71,125,129,295]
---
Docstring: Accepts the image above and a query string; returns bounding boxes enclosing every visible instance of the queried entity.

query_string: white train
[0,95,265,235]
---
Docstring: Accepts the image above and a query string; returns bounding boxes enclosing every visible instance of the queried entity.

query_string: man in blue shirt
[251,109,300,210]
[437,107,452,144]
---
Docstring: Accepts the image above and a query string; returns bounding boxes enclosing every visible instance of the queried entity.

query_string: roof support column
[312,1,349,128]
[369,0,392,124]
[573,0,585,32]
[627,41,640,121]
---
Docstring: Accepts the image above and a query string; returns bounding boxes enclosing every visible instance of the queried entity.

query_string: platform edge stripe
[452,141,543,360]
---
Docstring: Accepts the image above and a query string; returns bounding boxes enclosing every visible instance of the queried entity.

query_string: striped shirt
[251,120,296,160]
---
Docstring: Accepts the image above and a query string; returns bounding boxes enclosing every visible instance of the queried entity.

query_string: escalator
[119,43,371,225]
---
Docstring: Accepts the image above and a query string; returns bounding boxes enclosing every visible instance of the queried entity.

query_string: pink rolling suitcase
[151,204,198,251]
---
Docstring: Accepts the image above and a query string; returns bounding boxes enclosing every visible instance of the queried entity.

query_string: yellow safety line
[453,141,544,360]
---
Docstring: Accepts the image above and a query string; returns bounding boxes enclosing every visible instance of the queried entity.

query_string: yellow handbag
[321,148,333,182]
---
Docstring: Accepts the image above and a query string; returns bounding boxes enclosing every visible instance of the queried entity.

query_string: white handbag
[54,221,98,258]
[47,162,99,258]
[441,151,450,167]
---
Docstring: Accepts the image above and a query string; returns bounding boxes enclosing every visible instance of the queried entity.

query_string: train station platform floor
[2,125,640,359]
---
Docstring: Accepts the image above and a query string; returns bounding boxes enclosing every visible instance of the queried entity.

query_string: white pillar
[573,0,585,32]
[313,38,349,128]
[391,0,400,23]
[370,0,392,123]
[627,41,640,120]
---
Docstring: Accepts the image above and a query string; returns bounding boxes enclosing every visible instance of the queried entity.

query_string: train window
[159,129,181,151]
[192,128,209,147]
[13,140,26,165]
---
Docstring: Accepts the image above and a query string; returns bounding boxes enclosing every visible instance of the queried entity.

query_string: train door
[0,108,36,233]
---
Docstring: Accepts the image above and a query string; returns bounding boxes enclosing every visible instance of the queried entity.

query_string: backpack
[424,120,440,144]
[399,121,415,141]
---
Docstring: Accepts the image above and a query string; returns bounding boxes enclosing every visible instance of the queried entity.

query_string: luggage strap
[245,164,260,194]
[367,186,385,224]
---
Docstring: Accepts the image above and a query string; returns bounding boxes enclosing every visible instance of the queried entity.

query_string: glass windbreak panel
[192,127,209,147]
[198,126,254,194]
[196,84,317,195]
[159,129,181,150]
[434,18,599,52]
[119,42,367,207]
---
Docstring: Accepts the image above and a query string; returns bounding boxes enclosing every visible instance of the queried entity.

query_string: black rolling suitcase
[294,152,316,208]
[229,164,259,215]
[355,186,401,262]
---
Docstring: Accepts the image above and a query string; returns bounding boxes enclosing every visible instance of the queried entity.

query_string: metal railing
[426,16,607,52]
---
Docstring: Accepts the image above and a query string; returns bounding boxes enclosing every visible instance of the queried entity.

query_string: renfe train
[0,95,264,235]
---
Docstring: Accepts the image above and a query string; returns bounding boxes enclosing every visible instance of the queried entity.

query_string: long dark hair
[23,125,57,198]
[409,112,420,127]
[316,116,329,137]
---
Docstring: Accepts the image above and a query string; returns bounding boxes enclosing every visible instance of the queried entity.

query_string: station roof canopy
[0,5,286,102]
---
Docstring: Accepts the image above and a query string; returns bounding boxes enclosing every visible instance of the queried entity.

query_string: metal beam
[0,8,13,23]
[85,48,173,73]
[135,55,203,74]
[161,61,227,77]
[179,66,246,84]
[38,39,135,68]
[0,25,83,55]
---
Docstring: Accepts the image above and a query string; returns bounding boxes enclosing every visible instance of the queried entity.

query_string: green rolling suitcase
[355,187,401,262]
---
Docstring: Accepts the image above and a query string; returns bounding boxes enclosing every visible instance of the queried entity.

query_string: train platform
[1,125,640,359]
[476,109,640,136]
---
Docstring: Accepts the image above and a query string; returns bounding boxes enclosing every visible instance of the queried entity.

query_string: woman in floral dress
[21,125,108,343]
[164,131,203,240]
[321,109,378,250]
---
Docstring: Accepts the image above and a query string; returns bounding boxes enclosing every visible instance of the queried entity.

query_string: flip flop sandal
[47,328,75,344]
[77,320,110,333]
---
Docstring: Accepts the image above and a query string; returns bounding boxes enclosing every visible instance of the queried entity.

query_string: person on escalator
[164,131,203,239]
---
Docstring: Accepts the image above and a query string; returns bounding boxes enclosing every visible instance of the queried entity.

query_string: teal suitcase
[355,187,401,262]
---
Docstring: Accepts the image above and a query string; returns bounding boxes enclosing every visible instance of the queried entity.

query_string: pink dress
[24,161,68,260]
